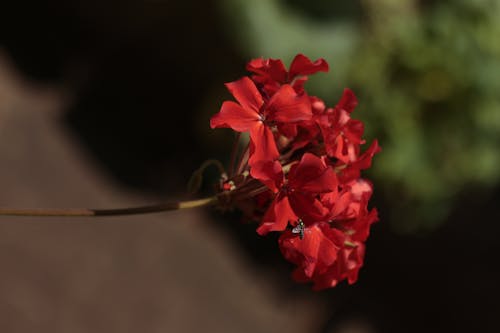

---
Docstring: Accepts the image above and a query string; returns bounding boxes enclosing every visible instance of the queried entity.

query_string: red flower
[335,140,381,183]
[282,224,369,290]
[322,178,373,221]
[308,241,366,290]
[210,77,312,181]
[276,96,326,152]
[317,89,365,162]
[279,222,341,278]
[209,54,380,290]
[321,178,379,244]
[247,54,329,95]
[256,153,337,235]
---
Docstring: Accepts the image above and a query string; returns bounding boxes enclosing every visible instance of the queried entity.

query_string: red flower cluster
[210,54,380,290]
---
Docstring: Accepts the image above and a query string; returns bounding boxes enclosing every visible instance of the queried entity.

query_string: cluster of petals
[210,54,380,290]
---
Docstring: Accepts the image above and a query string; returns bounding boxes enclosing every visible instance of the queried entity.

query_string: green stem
[0,197,218,217]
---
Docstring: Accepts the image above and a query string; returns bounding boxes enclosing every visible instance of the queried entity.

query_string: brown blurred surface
[0,51,328,332]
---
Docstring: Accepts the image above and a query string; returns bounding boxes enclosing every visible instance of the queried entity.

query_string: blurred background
[0,0,499,332]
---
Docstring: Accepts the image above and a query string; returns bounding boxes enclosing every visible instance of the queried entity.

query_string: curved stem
[0,197,218,217]
[198,159,226,176]
[188,159,226,194]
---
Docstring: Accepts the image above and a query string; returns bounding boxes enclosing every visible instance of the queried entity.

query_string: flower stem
[236,143,250,176]
[228,132,241,178]
[0,197,218,217]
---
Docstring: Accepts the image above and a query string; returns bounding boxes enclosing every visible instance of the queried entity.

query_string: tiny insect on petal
[292,219,305,239]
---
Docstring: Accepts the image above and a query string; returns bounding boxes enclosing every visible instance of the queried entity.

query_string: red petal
[310,96,326,115]
[279,223,339,278]
[277,123,298,138]
[322,190,352,220]
[335,88,358,114]
[345,244,365,284]
[246,57,288,83]
[288,193,328,223]
[349,208,378,243]
[334,135,349,163]
[288,153,337,193]
[246,58,267,74]
[257,195,297,235]
[349,178,373,200]
[356,140,381,170]
[291,77,308,94]
[248,123,280,167]
[337,140,381,182]
[310,238,364,290]
[225,77,264,112]
[289,54,329,79]
[210,101,260,131]
[250,160,283,193]
[266,85,312,123]
[343,119,364,144]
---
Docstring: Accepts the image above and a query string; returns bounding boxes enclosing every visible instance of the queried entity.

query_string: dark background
[0,1,499,332]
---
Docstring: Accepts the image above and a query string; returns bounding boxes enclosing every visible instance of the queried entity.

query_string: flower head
[247,54,329,96]
[210,54,380,290]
